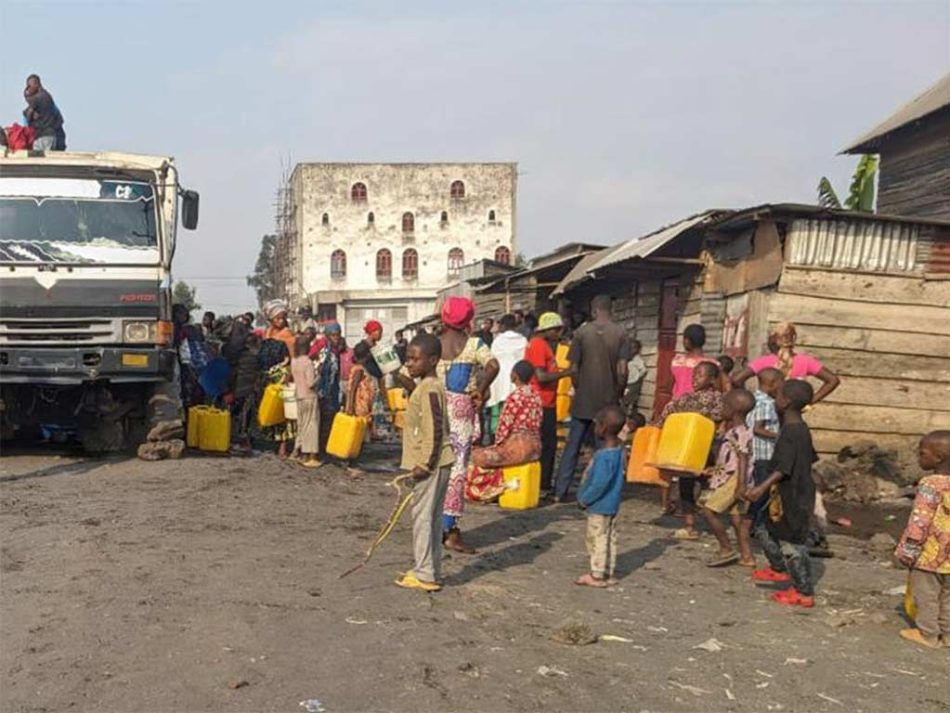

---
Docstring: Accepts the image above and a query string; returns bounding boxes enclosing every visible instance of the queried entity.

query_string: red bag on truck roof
[5,124,36,151]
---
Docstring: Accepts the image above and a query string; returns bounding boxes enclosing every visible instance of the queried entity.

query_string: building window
[450,180,465,199]
[351,182,367,202]
[488,209,497,224]
[367,211,375,226]
[402,248,419,280]
[440,210,449,227]
[495,246,511,265]
[331,249,347,279]
[376,248,392,279]
[448,247,464,276]
[402,212,415,233]
[321,213,330,226]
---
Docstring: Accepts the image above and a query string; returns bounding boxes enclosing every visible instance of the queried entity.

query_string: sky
[1,0,948,314]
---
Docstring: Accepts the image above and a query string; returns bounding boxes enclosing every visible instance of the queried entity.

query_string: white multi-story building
[284,162,517,343]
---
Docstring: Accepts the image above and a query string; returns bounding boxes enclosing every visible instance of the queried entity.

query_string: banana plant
[817,154,878,212]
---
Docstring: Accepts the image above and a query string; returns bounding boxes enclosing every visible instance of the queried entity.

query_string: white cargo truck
[0,151,199,450]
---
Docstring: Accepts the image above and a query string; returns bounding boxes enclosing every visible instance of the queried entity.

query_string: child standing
[397,333,455,592]
[743,379,818,608]
[346,341,378,419]
[656,361,725,536]
[698,388,756,568]
[291,335,322,468]
[745,368,787,581]
[575,405,627,588]
[894,430,950,649]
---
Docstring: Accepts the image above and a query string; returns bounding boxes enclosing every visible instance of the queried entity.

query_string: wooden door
[652,280,680,420]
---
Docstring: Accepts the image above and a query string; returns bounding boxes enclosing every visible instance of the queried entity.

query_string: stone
[147,419,185,443]
[138,439,186,461]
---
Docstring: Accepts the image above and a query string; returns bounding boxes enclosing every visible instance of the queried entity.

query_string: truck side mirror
[181,190,199,230]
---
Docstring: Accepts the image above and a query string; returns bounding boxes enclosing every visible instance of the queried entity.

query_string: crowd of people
[176,294,949,650]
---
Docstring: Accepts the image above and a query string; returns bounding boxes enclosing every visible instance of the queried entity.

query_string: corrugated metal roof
[550,244,624,296]
[589,211,720,273]
[786,218,922,272]
[843,72,950,153]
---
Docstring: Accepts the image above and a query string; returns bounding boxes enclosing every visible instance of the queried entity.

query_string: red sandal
[770,587,815,608]
[752,567,791,583]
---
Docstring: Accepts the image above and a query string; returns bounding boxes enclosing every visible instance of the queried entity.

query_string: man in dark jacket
[23,75,65,151]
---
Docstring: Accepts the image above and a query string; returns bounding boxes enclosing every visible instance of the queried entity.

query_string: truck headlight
[123,321,157,344]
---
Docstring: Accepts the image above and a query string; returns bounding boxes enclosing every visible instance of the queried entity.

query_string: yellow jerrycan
[186,405,209,447]
[627,425,665,485]
[258,383,286,428]
[653,413,715,473]
[387,388,408,412]
[327,413,370,460]
[198,407,231,453]
[499,462,541,510]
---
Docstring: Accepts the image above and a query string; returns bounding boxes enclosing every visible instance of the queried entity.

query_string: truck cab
[0,151,199,450]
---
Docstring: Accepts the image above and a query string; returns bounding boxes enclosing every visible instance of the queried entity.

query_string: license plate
[122,353,149,367]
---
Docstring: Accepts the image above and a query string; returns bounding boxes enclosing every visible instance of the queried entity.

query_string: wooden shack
[556,205,950,459]
[472,243,603,319]
[843,72,950,222]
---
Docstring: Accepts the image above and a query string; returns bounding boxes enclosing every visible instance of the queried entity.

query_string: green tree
[247,234,279,307]
[817,154,879,211]
[172,280,201,314]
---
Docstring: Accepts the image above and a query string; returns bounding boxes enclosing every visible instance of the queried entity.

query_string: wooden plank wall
[770,264,950,456]
[877,111,950,222]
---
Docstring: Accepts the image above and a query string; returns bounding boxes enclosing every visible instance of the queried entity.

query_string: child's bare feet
[606,577,620,587]
[574,573,608,588]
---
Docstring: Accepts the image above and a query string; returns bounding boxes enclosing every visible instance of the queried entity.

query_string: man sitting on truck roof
[23,74,65,152]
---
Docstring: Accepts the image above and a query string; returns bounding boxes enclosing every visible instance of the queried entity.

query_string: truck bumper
[0,347,176,385]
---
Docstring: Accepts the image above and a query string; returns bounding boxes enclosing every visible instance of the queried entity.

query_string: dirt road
[1,449,946,713]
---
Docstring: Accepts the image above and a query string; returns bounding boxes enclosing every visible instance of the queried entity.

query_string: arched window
[402,212,415,233]
[367,211,375,225]
[376,249,392,279]
[351,182,367,202]
[321,213,330,226]
[331,249,347,279]
[440,211,449,226]
[402,248,419,280]
[448,247,464,276]
[494,246,511,265]
[450,180,465,199]
[488,210,497,224]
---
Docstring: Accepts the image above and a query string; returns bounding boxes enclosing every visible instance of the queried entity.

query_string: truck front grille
[0,318,119,346]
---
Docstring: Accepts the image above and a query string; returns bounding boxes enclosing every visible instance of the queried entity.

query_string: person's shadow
[615,538,676,580]
[462,503,584,550]
[445,530,563,586]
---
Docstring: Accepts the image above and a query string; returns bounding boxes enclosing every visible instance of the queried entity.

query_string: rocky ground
[1,445,947,713]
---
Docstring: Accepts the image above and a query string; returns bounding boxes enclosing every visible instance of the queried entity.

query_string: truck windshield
[0,177,159,264]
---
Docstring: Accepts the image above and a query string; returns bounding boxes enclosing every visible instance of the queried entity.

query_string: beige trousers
[411,466,452,583]
[586,514,618,579]
[910,569,950,639]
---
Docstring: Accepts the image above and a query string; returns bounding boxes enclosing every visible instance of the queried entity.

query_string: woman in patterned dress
[437,297,500,553]
[466,360,543,503]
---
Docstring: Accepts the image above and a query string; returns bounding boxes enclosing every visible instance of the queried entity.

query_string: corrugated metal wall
[786,219,923,272]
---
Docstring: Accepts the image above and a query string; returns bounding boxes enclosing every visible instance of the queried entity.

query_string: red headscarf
[364,320,383,336]
[441,296,475,331]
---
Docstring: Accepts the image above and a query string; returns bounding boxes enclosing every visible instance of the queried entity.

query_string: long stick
[339,473,416,579]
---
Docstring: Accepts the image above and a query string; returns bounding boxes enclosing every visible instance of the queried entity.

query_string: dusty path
[1,450,947,713]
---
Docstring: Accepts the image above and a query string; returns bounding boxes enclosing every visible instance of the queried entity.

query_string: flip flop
[738,559,757,568]
[707,552,740,567]
[672,528,700,541]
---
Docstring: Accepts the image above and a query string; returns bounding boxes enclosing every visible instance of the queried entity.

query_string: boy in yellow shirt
[397,333,455,592]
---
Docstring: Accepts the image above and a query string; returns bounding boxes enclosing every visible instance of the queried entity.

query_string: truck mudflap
[0,347,176,385]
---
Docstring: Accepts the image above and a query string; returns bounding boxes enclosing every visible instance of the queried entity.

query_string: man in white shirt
[487,313,528,440]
